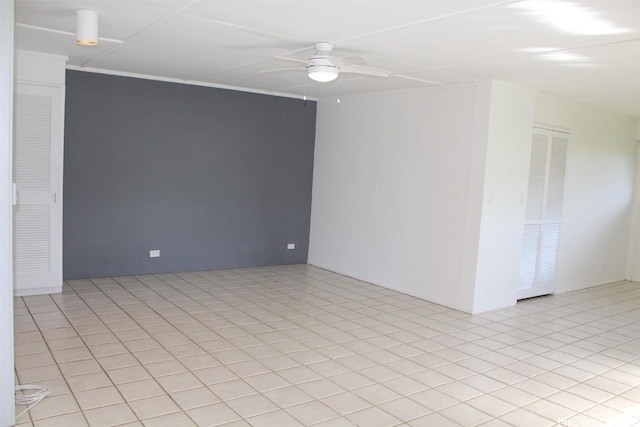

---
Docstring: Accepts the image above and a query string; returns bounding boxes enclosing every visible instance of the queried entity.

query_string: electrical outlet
[149,250,160,258]
[287,243,295,250]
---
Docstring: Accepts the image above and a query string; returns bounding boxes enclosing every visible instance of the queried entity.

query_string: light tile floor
[12,264,640,427]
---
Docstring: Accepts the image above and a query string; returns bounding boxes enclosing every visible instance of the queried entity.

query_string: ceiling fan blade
[394,74,446,85]
[340,64,391,78]
[260,67,306,75]
[272,55,311,65]
[332,55,368,68]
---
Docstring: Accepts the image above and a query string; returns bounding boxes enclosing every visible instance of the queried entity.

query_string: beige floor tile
[117,379,166,402]
[491,386,539,407]
[129,394,180,420]
[15,331,45,345]
[226,360,271,378]
[466,394,517,417]
[83,403,138,427]
[321,391,371,416]
[477,420,515,427]
[297,378,345,399]
[191,365,239,385]
[226,393,279,418]
[132,349,174,365]
[209,379,257,401]
[12,269,640,427]
[602,395,639,414]
[187,402,241,426]
[382,375,428,395]
[66,372,113,393]
[547,391,598,413]
[51,347,94,364]
[75,324,110,336]
[498,408,555,427]
[17,365,62,384]
[352,383,400,405]
[277,366,321,384]
[145,360,187,377]
[32,411,88,427]
[263,385,314,408]
[15,353,56,370]
[243,372,290,392]
[28,393,80,420]
[75,385,125,410]
[166,343,206,358]
[141,411,197,427]
[108,366,151,385]
[155,372,202,393]
[47,337,86,352]
[409,412,461,427]
[359,365,402,383]
[98,353,140,370]
[83,333,120,347]
[179,354,220,371]
[125,338,162,353]
[312,417,358,427]
[170,386,219,410]
[285,400,340,426]
[58,359,103,377]
[439,402,494,426]
[346,406,402,427]
[331,371,375,391]
[409,389,458,411]
[379,397,432,422]
[245,409,304,427]
[34,377,71,397]
[41,328,78,341]
[307,360,350,377]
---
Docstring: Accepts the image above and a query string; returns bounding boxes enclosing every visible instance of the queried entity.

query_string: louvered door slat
[545,136,568,220]
[518,127,569,300]
[525,134,549,220]
[13,83,63,296]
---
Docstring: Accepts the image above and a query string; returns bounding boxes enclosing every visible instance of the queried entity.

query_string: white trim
[65,65,319,101]
[0,1,15,426]
[14,286,61,297]
[625,140,640,280]
[533,122,572,135]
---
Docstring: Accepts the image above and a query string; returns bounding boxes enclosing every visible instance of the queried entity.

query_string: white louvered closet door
[518,127,569,300]
[13,83,63,296]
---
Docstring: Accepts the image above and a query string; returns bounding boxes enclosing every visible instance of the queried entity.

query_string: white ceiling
[14,0,640,117]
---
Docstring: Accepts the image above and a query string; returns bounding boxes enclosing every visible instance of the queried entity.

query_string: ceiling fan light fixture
[76,9,98,46]
[307,65,339,83]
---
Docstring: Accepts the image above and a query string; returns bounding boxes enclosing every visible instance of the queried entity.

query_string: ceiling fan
[262,42,391,83]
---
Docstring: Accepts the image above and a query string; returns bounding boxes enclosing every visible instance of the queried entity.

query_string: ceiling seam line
[80,0,203,68]
[334,0,522,44]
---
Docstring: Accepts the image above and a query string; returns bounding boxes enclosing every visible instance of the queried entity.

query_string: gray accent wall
[64,70,316,279]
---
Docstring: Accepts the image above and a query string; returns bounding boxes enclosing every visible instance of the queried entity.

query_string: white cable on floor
[15,384,51,419]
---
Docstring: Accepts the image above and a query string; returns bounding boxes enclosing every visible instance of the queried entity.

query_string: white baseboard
[14,286,62,297]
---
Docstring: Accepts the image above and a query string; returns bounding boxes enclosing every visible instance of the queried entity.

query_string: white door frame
[0,1,15,426]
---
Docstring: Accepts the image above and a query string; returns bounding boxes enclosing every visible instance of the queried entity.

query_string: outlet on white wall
[287,243,295,250]
[149,250,160,258]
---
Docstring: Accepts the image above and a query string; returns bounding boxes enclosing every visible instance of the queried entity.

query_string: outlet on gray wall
[63,70,316,279]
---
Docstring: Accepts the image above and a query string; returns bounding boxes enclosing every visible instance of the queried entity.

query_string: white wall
[472,82,536,312]
[0,1,15,426]
[308,85,485,311]
[535,95,638,292]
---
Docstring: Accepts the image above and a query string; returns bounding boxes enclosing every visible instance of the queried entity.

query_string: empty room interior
[2,0,640,426]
